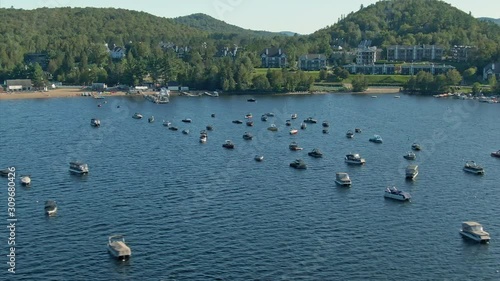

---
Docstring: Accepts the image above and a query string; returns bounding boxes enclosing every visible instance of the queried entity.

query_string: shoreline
[0,86,402,101]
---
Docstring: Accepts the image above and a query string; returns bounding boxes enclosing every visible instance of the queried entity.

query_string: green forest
[1,0,500,93]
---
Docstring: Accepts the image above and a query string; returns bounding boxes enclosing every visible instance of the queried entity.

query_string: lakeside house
[483,62,500,80]
[5,79,32,91]
[298,54,327,71]
[344,64,395,75]
[109,46,126,60]
[387,45,444,62]
[261,48,287,68]
[356,40,378,65]
[400,63,455,75]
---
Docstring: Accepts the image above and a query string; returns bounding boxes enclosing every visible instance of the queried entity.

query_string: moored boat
[90,118,101,127]
[45,200,57,216]
[169,126,179,131]
[301,122,307,130]
[182,118,192,123]
[335,172,352,187]
[69,162,89,174]
[132,113,143,119]
[405,165,419,180]
[384,186,411,201]
[222,140,235,149]
[254,155,264,162]
[162,120,171,127]
[285,120,291,126]
[289,141,303,151]
[20,175,31,186]
[261,115,268,122]
[463,161,484,175]
[290,129,298,135]
[206,125,213,131]
[491,150,500,158]
[369,135,383,143]
[243,132,253,140]
[245,113,253,119]
[322,121,329,128]
[182,129,189,135]
[459,221,490,243]
[232,120,243,124]
[290,159,307,169]
[0,168,10,177]
[148,116,155,123]
[246,121,254,127]
[308,148,323,158]
[345,153,366,165]
[346,130,354,138]
[247,98,256,102]
[291,113,298,119]
[403,151,416,160]
[411,143,421,151]
[108,235,132,260]
[322,129,329,134]
[304,117,317,124]
[267,124,278,131]
[355,128,362,133]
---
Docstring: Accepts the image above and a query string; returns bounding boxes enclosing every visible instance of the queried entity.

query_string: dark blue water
[1,93,499,280]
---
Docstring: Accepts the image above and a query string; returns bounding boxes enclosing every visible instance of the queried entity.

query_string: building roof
[484,62,500,74]
[262,48,285,57]
[5,79,32,86]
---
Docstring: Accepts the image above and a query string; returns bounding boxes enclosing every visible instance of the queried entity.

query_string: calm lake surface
[1,93,499,280]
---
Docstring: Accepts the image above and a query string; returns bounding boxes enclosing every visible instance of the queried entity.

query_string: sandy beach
[0,86,402,100]
[0,88,130,100]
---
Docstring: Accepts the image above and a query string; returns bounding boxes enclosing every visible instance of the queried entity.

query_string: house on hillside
[216,46,239,58]
[24,53,49,70]
[387,45,444,62]
[108,45,126,60]
[5,79,32,91]
[451,45,476,62]
[400,63,454,75]
[356,40,379,65]
[483,62,500,80]
[261,48,287,68]
[298,54,327,70]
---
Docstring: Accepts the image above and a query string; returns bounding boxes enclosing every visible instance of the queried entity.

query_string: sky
[1,0,498,34]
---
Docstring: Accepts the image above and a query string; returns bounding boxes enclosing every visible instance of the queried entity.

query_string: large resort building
[386,45,444,62]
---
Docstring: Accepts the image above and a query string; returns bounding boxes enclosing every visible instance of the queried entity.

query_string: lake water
[1,93,499,280]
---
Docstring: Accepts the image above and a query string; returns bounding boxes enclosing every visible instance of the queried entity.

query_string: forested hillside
[312,0,500,63]
[174,13,286,38]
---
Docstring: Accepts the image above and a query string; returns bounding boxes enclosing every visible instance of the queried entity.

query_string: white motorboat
[254,155,264,162]
[459,221,490,243]
[405,165,419,180]
[344,153,365,165]
[69,162,89,174]
[148,116,155,123]
[369,135,383,143]
[291,113,298,119]
[346,130,354,138]
[411,143,421,151]
[463,161,484,175]
[289,129,298,135]
[20,175,31,186]
[90,118,101,127]
[290,159,307,169]
[335,172,352,187]
[44,200,57,216]
[199,131,208,143]
[289,142,303,151]
[403,151,416,160]
[384,186,411,201]
[308,148,323,158]
[267,124,278,131]
[132,113,143,119]
[108,235,132,260]
[162,120,171,127]
[222,140,235,149]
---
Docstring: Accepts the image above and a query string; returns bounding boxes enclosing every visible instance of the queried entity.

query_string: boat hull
[384,193,410,201]
[463,168,484,175]
[335,180,352,187]
[460,231,490,243]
